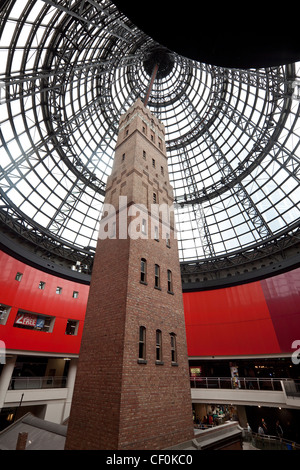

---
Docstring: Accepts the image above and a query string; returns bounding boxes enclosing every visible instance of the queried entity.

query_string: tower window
[154,225,159,241]
[73,291,79,299]
[152,158,155,168]
[142,218,147,235]
[122,153,125,161]
[154,264,160,289]
[167,270,173,293]
[56,286,62,295]
[38,281,46,290]
[153,192,157,204]
[151,134,154,142]
[143,150,146,159]
[156,329,163,363]
[161,166,164,175]
[166,233,170,248]
[170,333,177,364]
[138,326,146,362]
[140,258,147,284]
[15,272,23,282]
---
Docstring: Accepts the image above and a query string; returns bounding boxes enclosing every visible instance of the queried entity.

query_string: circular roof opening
[143,47,175,79]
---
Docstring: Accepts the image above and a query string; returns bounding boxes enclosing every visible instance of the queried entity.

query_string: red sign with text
[15,312,37,327]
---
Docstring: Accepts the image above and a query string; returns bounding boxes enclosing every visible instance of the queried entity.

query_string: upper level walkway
[190,377,300,409]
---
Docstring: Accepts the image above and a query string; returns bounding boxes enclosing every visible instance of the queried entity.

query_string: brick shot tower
[65,98,194,450]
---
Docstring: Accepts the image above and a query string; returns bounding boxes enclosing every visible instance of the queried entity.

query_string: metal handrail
[243,429,300,450]
[190,376,300,391]
[9,376,67,390]
[281,379,300,398]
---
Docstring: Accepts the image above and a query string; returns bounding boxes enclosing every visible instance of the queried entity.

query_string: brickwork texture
[65,99,194,450]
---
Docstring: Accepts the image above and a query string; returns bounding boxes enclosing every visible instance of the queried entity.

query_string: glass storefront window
[13,310,55,332]
[0,304,11,326]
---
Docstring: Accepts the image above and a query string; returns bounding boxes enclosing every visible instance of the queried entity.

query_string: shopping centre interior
[0,0,300,451]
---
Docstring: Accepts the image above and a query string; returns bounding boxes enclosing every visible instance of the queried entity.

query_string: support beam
[144,62,159,107]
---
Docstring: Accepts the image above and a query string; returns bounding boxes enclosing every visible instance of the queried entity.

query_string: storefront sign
[15,312,37,327]
[190,367,201,377]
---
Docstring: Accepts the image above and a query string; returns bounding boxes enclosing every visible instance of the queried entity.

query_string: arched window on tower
[154,264,160,289]
[140,258,147,284]
[166,233,170,248]
[167,270,173,293]
[156,329,162,363]
[170,333,177,365]
[138,326,146,363]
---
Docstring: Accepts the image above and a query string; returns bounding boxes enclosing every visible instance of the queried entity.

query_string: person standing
[276,420,283,439]
[261,418,268,434]
[258,425,264,435]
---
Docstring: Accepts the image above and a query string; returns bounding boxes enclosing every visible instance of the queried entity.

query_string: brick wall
[65,99,194,450]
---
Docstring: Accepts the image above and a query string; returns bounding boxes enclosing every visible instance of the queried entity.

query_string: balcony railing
[282,379,300,398]
[243,429,300,450]
[9,376,67,390]
[190,376,300,392]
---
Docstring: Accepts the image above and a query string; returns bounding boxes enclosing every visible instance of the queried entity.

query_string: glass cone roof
[0,0,299,275]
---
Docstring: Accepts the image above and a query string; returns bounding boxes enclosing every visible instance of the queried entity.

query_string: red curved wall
[0,251,89,355]
[1,249,299,358]
[183,268,300,357]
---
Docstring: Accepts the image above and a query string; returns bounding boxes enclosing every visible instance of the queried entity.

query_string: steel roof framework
[0,0,299,279]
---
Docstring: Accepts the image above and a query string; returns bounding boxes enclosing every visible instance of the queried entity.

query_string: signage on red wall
[15,312,37,327]
[0,249,88,355]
